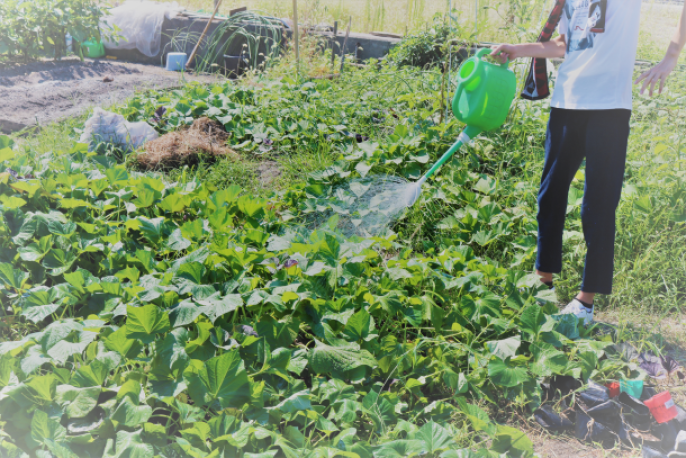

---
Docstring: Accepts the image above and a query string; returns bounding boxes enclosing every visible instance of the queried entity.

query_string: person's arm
[635,1,686,96]
[490,35,567,63]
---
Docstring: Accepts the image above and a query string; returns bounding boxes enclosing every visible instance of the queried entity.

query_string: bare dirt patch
[257,161,282,187]
[137,117,238,170]
[0,57,220,134]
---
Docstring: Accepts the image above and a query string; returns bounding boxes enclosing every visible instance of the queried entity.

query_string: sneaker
[560,298,594,325]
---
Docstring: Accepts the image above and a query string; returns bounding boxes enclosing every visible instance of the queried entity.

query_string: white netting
[102,0,183,57]
[80,108,159,152]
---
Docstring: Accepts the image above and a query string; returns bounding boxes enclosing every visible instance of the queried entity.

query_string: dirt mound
[137,117,238,170]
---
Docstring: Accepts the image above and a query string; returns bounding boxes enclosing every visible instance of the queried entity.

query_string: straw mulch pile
[137,117,238,170]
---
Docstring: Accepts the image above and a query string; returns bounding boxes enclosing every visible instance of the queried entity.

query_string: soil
[0,57,221,134]
[257,161,282,187]
[137,117,238,170]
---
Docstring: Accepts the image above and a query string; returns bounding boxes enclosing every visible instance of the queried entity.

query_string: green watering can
[405,48,517,205]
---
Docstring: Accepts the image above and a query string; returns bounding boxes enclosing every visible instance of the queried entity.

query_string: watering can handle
[475,47,510,68]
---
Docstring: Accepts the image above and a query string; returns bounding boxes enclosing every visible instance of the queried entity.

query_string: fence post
[292,0,300,77]
[331,21,338,72]
[475,0,479,39]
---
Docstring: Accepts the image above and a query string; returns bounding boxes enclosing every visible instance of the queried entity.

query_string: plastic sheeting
[102,1,182,57]
[80,108,158,152]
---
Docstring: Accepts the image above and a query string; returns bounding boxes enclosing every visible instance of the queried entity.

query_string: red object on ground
[605,382,620,398]
[644,391,678,424]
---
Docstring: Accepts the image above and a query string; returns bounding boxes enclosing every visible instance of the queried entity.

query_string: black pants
[536,108,631,295]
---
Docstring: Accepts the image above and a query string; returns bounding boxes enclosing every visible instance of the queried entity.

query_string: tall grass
[153,0,684,62]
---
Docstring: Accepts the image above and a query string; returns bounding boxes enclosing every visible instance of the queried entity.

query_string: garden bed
[0,57,219,134]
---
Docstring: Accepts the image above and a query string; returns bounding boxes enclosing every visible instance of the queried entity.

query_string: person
[490,0,686,324]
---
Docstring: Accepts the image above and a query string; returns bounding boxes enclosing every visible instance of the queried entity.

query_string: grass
[153,0,686,62]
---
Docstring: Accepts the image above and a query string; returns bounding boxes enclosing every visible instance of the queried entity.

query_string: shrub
[387,14,465,69]
[0,0,112,62]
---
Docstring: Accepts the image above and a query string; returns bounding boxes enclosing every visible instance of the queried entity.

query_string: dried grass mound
[137,117,238,170]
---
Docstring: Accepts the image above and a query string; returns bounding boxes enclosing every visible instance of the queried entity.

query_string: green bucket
[451,48,517,132]
[619,379,644,398]
[81,39,105,58]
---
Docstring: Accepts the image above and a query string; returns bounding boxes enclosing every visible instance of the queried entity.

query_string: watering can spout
[420,125,482,183]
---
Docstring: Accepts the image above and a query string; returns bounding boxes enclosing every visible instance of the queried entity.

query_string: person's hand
[490,44,521,63]
[635,54,678,96]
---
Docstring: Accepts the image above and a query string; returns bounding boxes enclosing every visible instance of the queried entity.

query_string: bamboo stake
[331,21,338,73]
[292,0,300,77]
[186,0,223,69]
[340,17,352,73]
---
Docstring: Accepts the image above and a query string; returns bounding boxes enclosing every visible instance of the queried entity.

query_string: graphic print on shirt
[563,0,607,53]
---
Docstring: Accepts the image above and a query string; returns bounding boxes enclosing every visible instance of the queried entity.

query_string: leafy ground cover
[1,46,686,458]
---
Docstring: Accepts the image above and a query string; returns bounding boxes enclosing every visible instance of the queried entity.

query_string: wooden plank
[371,31,403,39]
[229,6,247,15]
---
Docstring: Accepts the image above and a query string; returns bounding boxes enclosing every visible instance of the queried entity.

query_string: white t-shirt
[551,0,642,110]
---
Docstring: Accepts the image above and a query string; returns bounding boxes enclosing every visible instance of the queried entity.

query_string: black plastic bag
[586,400,622,430]
[618,391,652,431]
[575,411,617,449]
[534,404,574,432]
[578,381,610,408]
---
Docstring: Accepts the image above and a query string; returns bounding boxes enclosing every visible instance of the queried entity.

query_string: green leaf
[156,328,191,375]
[169,300,202,328]
[47,331,97,364]
[273,390,312,414]
[196,294,243,323]
[166,228,191,252]
[455,398,496,437]
[71,359,117,387]
[105,167,129,185]
[133,189,156,208]
[48,220,77,236]
[159,194,188,213]
[112,397,152,427]
[308,340,377,377]
[126,304,171,343]
[22,303,61,323]
[103,429,153,458]
[27,374,58,403]
[255,318,298,348]
[343,309,372,341]
[104,326,144,359]
[443,368,469,395]
[554,314,580,340]
[0,196,27,209]
[531,342,569,377]
[491,424,534,458]
[30,409,66,445]
[486,336,521,360]
[415,421,453,453]
[519,305,555,341]
[0,135,14,149]
[117,379,142,404]
[186,349,251,408]
[487,357,530,388]
[0,262,29,290]
[374,440,426,458]
[137,217,167,246]
[42,249,77,276]
[634,195,652,214]
[55,385,100,418]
